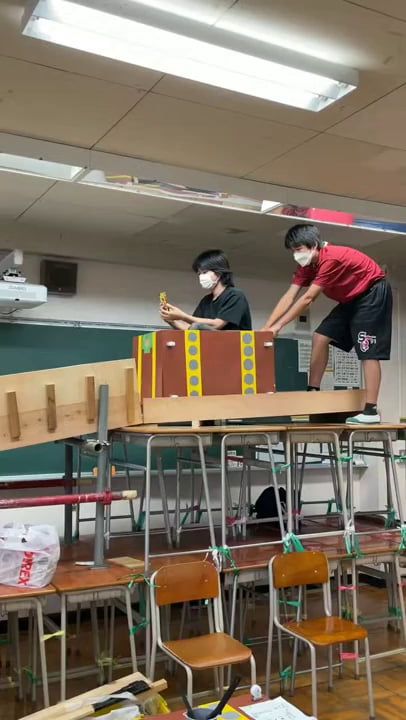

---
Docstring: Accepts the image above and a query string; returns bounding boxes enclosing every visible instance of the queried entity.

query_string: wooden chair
[149,560,256,703]
[265,551,375,719]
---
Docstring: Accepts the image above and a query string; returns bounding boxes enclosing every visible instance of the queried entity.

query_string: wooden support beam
[143,389,365,425]
[45,384,57,432]
[6,391,20,440]
[85,375,96,423]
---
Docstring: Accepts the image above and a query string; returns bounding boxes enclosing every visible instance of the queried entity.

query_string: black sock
[307,385,320,391]
[363,403,378,415]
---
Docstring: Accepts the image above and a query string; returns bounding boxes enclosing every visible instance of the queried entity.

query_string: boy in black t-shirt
[160,249,252,331]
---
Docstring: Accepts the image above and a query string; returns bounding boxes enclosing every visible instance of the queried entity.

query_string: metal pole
[93,384,109,568]
[63,444,73,546]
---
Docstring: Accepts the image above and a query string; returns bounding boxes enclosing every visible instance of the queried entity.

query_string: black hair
[284,223,323,250]
[192,249,234,287]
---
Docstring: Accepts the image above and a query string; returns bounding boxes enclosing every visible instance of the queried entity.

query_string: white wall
[1,254,404,535]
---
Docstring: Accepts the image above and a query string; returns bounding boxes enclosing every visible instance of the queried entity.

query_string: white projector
[0,281,47,312]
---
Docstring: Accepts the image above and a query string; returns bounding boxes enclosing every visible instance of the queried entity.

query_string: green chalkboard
[0,324,306,477]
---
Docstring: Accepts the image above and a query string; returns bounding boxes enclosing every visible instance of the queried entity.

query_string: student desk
[0,583,55,707]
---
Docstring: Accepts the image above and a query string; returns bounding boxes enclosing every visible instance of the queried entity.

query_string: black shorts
[315,279,392,360]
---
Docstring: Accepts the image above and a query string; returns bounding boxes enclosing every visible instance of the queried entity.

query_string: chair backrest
[271,551,329,589]
[154,561,220,607]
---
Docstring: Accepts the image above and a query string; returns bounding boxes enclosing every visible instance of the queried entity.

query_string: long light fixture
[0,153,83,180]
[22,0,358,111]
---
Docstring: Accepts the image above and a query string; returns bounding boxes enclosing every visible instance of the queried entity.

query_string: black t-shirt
[193,286,252,330]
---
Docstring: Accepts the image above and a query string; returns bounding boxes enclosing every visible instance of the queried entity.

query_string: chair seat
[284,616,367,646]
[163,632,252,669]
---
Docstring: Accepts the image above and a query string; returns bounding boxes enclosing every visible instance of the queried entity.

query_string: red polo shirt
[293,244,385,304]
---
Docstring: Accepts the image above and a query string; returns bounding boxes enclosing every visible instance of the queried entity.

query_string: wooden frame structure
[0,359,141,451]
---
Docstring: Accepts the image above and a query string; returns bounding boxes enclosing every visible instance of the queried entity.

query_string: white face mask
[293,249,315,267]
[199,271,218,290]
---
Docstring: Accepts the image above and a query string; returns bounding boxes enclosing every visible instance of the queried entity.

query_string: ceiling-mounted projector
[0,249,47,313]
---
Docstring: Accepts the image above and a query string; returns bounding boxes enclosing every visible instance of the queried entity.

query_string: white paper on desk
[240,697,316,720]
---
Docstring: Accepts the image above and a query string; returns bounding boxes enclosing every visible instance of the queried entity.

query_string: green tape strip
[385,508,397,529]
[398,524,406,553]
[279,666,293,681]
[130,619,149,635]
[22,667,39,685]
[141,333,153,354]
[210,545,240,576]
[283,533,305,554]
[279,599,301,608]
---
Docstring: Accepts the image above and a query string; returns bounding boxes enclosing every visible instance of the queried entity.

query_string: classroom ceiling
[1,0,406,275]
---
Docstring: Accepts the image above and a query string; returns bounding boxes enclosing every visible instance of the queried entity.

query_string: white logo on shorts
[357,331,377,352]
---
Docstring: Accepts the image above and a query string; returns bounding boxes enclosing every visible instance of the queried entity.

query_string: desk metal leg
[125,588,138,672]
[9,611,23,701]
[156,452,173,548]
[387,433,406,525]
[265,434,286,538]
[60,594,67,701]
[94,384,109,569]
[144,438,153,574]
[35,598,50,707]
[285,436,293,536]
[64,445,74,546]
[196,436,216,548]
[332,433,349,529]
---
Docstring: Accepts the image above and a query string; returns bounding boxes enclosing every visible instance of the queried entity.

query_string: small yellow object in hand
[160,291,168,306]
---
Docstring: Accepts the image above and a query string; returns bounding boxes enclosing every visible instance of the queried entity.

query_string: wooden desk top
[118,424,287,435]
[0,583,55,601]
[52,560,142,593]
[119,422,406,436]
[286,423,406,432]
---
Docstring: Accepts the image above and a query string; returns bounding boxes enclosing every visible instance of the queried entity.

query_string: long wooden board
[142,389,365,424]
[0,359,142,451]
[21,673,167,720]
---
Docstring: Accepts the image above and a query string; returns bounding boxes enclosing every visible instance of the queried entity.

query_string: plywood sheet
[143,389,365,424]
[0,359,141,451]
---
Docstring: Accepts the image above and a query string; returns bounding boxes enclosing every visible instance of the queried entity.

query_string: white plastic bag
[0,523,60,588]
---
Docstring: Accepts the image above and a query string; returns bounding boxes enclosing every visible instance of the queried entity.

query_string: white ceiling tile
[153,71,404,133]
[95,93,316,176]
[42,182,191,218]
[328,84,406,150]
[246,134,404,200]
[0,171,54,220]
[0,57,148,148]
[217,0,406,74]
[17,183,180,236]
[348,1,406,21]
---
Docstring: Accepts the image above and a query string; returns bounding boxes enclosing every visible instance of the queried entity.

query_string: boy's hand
[160,303,186,322]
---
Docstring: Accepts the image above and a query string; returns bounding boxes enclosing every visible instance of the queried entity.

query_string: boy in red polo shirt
[262,224,392,424]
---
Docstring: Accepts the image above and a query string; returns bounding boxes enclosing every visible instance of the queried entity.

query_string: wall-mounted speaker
[40,259,78,296]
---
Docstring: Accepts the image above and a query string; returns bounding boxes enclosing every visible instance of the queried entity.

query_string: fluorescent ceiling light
[0,153,83,180]
[22,0,358,111]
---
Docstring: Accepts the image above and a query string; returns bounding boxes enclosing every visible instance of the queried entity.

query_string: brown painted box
[133,330,275,399]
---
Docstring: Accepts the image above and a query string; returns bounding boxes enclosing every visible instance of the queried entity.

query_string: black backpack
[252,486,287,524]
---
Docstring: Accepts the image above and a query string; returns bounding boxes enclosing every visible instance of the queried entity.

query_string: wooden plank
[125,366,137,425]
[21,673,167,720]
[0,360,142,451]
[6,391,20,440]
[45,384,57,432]
[143,389,365,424]
[85,375,96,423]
